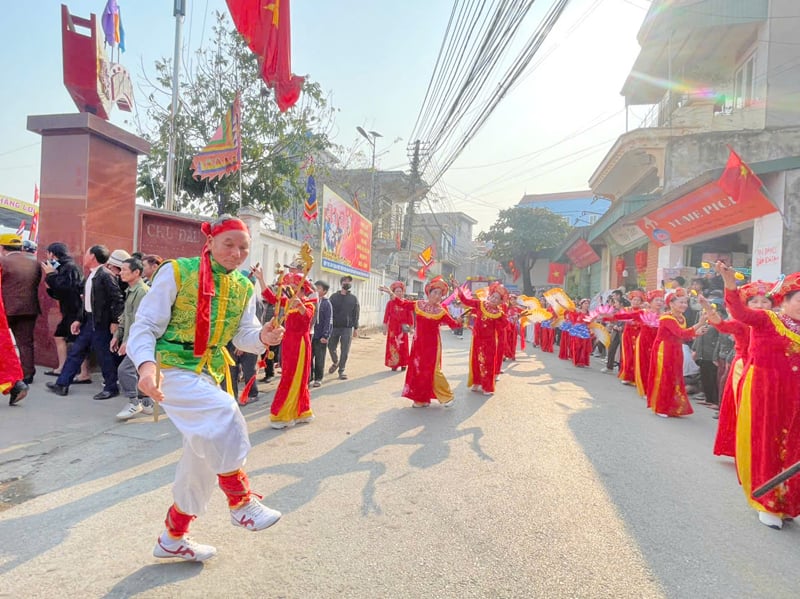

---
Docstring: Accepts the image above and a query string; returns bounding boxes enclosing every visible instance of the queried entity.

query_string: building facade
[581,0,800,292]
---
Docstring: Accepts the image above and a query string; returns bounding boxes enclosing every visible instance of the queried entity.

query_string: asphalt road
[0,331,798,598]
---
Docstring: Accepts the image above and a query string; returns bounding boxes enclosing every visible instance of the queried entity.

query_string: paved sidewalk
[0,372,150,487]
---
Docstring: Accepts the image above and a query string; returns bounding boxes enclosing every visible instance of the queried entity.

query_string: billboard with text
[320,186,372,280]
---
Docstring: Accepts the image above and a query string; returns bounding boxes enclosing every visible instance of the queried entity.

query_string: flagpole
[165,0,186,213]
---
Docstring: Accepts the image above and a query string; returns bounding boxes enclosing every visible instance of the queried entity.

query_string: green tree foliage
[478,206,572,294]
[136,12,336,216]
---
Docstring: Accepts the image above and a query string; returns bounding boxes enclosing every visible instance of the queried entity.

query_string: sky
[0,0,652,234]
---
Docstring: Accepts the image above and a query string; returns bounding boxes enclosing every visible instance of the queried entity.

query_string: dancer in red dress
[701,283,772,458]
[381,281,414,371]
[457,281,508,396]
[261,273,316,429]
[538,307,556,353]
[614,291,645,385]
[634,290,664,398]
[0,265,28,406]
[719,264,800,529]
[647,288,708,417]
[402,277,461,407]
[569,299,593,368]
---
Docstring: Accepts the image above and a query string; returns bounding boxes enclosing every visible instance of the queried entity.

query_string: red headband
[739,280,772,303]
[647,289,665,303]
[195,218,249,356]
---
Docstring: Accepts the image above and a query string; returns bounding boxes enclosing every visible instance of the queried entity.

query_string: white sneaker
[600,367,612,374]
[441,398,455,408]
[758,511,783,530]
[296,414,315,424]
[470,385,481,393]
[116,402,142,420]
[412,402,428,408]
[230,498,282,531]
[270,420,294,429]
[153,532,216,561]
[141,404,154,416]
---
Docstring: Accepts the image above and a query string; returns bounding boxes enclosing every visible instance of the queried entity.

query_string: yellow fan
[520,307,553,328]
[544,288,575,315]
[474,286,489,300]
[589,322,611,348]
[517,294,542,310]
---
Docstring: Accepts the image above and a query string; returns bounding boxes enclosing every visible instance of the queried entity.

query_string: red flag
[29,184,40,243]
[15,221,26,236]
[717,148,765,205]
[547,262,566,285]
[226,0,304,111]
[509,260,520,282]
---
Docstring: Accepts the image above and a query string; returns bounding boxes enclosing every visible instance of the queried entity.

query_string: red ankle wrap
[218,470,262,508]
[165,504,195,538]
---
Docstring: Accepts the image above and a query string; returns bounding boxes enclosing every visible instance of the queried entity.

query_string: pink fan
[587,304,615,321]
[640,311,660,328]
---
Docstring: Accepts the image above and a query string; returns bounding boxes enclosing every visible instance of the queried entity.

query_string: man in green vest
[128,215,285,562]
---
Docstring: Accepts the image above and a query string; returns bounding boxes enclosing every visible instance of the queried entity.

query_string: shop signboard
[607,221,646,251]
[565,238,600,268]
[636,182,776,246]
[0,193,36,237]
[320,185,372,280]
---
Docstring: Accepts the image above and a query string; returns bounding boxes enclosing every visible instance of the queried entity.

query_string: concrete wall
[782,169,800,275]
[664,128,800,191]
[765,0,800,128]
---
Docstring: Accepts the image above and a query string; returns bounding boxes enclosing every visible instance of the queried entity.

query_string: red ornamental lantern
[634,250,648,271]
[615,257,626,276]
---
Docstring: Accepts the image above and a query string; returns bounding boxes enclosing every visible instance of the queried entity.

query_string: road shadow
[103,562,205,598]
[249,382,493,517]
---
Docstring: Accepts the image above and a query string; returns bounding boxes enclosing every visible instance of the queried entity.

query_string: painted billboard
[320,185,372,280]
[0,194,35,237]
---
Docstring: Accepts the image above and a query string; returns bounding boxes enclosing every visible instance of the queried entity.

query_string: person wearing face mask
[718,263,800,530]
[327,275,360,380]
[126,215,286,561]
[401,276,462,408]
[647,287,708,417]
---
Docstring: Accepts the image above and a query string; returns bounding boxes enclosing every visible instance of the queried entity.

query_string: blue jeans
[56,315,118,393]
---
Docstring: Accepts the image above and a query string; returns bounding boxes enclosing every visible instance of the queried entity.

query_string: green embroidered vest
[156,257,254,382]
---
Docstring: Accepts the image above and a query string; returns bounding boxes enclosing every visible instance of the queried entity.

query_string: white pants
[160,369,251,515]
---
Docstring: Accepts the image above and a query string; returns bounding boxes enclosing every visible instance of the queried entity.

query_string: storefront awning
[587,194,656,243]
[623,155,800,246]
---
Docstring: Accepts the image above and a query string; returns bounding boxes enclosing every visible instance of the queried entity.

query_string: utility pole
[165,0,186,212]
[404,139,421,285]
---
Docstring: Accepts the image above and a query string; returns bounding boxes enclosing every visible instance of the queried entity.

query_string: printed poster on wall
[320,185,372,280]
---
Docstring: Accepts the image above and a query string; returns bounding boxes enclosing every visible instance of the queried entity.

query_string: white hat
[107,249,131,268]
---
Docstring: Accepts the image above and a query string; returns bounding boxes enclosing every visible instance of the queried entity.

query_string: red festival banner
[320,185,372,280]
[637,150,776,246]
[565,238,600,268]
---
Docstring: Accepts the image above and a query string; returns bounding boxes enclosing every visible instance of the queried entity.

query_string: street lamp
[356,126,382,220]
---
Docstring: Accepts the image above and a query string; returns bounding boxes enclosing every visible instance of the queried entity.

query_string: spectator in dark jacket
[310,280,333,387]
[0,233,42,384]
[328,275,360,380]
[46,245,124,399]
[692,313,720,406]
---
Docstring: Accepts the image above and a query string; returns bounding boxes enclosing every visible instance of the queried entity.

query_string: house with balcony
[587,0,800,291]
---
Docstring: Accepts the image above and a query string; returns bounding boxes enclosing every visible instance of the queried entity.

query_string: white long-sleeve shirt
[127,261,266,370]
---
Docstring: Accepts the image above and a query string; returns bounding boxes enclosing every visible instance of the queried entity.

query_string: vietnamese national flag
[226,0,304,111]
[717,148,765,205]
[547,262,567,285]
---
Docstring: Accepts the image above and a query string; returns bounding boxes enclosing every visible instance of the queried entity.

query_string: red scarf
[195,218,249,356]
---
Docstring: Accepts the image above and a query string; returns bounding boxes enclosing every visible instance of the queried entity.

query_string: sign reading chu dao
[321,186,372,280]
